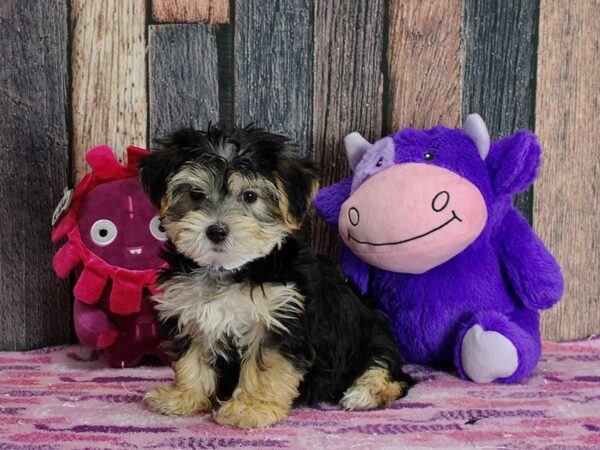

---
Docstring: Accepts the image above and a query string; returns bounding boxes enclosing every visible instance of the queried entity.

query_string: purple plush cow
[315,114,563,383]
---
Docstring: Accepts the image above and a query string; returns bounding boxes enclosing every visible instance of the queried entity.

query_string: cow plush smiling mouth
[315,114,563,384]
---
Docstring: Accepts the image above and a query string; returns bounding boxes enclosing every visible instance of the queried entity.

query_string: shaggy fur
[139,125,412,427]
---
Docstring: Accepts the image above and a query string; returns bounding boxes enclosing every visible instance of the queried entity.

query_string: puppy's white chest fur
[155,272,303,357]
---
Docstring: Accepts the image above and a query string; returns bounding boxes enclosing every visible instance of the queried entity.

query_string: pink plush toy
[52,145,169,367]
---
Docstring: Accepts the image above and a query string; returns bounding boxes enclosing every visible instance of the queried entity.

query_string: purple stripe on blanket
[332,423,464,435]
[389,401,436,409]
[0,365,39,371]
[573,376,600,382]
[436,409,548,421]
[0,407,25,416]
[35,424,175,434]
[59,375,171,383]
[147,437,288,448]
[56,393,143,403]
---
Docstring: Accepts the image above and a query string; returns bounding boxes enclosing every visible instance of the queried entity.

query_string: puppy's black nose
[206,223,229,243]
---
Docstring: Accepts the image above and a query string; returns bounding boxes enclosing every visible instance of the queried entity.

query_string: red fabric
[52,145,163,315]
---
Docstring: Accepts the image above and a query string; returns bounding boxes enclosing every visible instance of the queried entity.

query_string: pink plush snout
[339,163,487,274]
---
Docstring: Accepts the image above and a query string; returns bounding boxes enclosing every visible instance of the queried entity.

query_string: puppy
[139,125,413,428]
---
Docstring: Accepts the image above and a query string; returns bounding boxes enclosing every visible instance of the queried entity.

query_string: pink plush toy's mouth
[347,210,462,246]
[127,246,143,255]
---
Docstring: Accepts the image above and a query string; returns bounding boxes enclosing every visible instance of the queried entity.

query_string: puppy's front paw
[213,394,289,428]
[143,384,211,416]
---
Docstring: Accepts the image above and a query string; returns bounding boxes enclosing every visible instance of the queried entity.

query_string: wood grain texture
[152,0,229,24]
[386,0,462,130]
[0,0,71,350]
[311,0,385,258]
[462,0,539,224]
[234,0,313,155]
[71,0,147,182]
[149,24,220,141]
[535,0,600,341]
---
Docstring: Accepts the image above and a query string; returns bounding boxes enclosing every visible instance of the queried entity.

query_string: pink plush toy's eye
[90,219,118,246]
[149,216,167,241]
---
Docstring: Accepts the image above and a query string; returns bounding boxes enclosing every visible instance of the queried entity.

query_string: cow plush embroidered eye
[149,216,167,241]
[90,219,118,246]
[376,157,384,167]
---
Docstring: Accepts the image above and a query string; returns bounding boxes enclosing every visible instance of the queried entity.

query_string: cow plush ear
[487,131,541,195]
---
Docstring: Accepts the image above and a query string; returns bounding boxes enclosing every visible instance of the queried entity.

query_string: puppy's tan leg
[340,364,408,410]
[213,349,302,428]
[144,344,216,416]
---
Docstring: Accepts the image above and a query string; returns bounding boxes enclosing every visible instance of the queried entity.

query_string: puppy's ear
[139,150,177,209]
[275,156,320,230]
[139,132,195,209]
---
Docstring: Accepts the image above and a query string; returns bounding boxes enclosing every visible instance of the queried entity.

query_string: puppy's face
[139,127,318,271]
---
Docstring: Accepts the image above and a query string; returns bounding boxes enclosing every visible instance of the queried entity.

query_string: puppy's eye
[242,191,258,204]
[423,151,435,161]
[376,157,384,167]
[189,190,206,201]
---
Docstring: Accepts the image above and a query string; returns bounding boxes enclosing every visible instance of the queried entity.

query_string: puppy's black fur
[159,236,413,406]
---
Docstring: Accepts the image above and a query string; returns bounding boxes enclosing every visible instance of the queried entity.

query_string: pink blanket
[1,339,599,449]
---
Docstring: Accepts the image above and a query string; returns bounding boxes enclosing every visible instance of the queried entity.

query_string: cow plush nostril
[348,207,360,226]
[432,191,450,212]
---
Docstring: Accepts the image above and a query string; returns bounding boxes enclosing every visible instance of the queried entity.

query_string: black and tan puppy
[139,125,413,428]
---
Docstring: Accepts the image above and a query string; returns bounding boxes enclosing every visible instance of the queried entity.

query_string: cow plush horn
[344,132,372,170]
[463,113,490,160]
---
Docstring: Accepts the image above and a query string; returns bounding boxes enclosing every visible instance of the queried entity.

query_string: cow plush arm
[495,208,563,310]
[313,177,352,226]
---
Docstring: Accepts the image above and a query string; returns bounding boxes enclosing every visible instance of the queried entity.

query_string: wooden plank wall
[71,0,147,182]
[462,0,538,223]
[149,24,220,141]
[0,0,71,349]
[233,0,313,155]
[535,0,600,341]
[387,0,462,130]
[0,0,598,349]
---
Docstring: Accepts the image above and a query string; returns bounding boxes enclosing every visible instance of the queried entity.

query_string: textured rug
[0,339,599,449]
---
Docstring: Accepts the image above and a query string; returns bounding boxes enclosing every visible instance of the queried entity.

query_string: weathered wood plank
[536,0,600,341]
[71,0,147,182]
[152,0,229,24]
[386,0,462,130]
[0,0,71,350]
[311,0,385,258]
[462,0,538,224]
[149,24,220,141]
[234,0,313,155]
